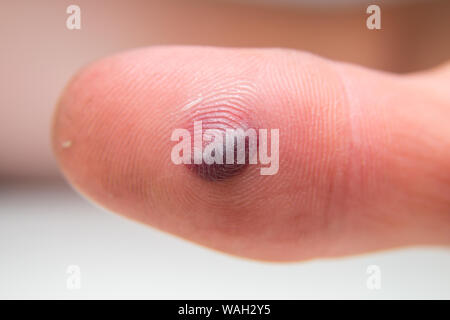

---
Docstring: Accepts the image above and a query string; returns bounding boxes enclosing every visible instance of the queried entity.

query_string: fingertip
[53,46,410,261]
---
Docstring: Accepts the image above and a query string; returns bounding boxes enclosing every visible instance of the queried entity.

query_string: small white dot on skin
[181,96,203,111]
[61,140,72,148]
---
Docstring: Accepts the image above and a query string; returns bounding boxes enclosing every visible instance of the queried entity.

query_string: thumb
[52,46,450,261]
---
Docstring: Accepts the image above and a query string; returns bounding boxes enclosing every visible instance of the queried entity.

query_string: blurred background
[1,0,450,299]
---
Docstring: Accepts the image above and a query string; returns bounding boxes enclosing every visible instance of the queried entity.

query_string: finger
[52,46,450,261]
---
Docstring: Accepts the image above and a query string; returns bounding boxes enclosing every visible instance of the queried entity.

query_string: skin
[52,46,450,262]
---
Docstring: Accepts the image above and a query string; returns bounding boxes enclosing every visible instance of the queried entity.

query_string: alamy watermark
[66,5,81,30]
[170,121,279,175]
[66,265,81,290]
[366,264,381,290]
[366,5,381,30]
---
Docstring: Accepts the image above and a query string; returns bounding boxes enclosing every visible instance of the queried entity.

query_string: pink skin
[52,46,450,262]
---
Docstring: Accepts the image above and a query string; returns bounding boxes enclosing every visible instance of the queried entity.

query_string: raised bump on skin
[178,81,260,181]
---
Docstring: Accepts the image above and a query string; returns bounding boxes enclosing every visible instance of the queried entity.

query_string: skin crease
[52,46,450,262]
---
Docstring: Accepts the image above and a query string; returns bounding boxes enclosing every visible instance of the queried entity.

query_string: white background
[1,180,449,299]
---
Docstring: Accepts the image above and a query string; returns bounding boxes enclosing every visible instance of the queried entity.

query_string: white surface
[1,180,449,299]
